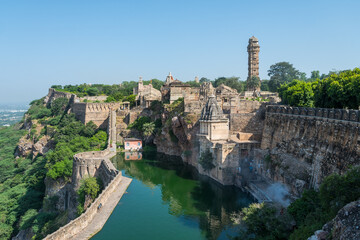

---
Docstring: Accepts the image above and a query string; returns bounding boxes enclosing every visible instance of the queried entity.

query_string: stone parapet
[266,105,360,123]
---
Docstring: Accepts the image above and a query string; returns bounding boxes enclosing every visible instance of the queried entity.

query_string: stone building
[161,72,196,104]
[247,36,260,91]
[133,77,161,108]
[198,95,229,141]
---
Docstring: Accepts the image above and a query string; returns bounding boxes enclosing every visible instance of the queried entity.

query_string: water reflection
[111,152,253,240]
[124,151,142,160]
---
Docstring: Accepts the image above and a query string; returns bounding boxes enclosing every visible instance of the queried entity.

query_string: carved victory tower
[199,95,229,141]
[247,36,260,91]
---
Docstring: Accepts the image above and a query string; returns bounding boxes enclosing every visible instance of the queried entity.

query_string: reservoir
[92,151,253,240]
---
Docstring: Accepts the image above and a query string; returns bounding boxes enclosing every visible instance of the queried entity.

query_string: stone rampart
[44,88,75,106]
[43,173,122,240]
[44,110,123,239]
[71,102,121,128]
[259,105,360,191]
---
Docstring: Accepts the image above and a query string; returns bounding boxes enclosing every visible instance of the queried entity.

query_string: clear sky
[1,0,359,104]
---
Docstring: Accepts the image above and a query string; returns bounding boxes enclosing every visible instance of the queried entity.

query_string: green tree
[86,87,99,96]
[278,80,315,107]
[199,148,215,171]
[142,122,155,139]
[268,62,304,92]
[214,77,244,93]
[50,97,69,116]
[260,79,270,91]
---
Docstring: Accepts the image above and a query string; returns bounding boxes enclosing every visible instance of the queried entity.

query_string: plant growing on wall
[199,148,215,171]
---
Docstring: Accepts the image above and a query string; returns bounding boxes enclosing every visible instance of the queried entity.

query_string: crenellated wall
[71,102,121,128]
[257,105,360,193]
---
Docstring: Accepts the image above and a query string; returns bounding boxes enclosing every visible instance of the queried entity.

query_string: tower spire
[247,36,260,91]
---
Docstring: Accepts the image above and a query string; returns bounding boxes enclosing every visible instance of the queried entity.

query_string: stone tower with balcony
[247,36,260,91]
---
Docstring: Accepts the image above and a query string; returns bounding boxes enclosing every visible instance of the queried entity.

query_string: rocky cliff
[308,199,360,240]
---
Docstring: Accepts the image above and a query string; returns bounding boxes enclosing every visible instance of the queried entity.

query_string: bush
[128,116,151,131]
[199,148,215,171]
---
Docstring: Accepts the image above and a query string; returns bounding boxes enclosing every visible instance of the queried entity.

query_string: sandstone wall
[258,105,360,193]
[71,102,121,129]
[229,101,268,139]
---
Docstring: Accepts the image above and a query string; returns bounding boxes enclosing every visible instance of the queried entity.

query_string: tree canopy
[268,62,305,92]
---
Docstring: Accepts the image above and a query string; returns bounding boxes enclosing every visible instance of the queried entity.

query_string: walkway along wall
[44,110,125,240]
[254,105,360,195]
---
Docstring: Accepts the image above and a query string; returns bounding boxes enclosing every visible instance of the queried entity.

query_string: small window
[138,142,141,146]
[126,143,129,146]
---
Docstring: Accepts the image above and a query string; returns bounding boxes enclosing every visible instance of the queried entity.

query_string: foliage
[278,80,315,107]
[77,177,103,215]
[313,68,360,109]
[27,99,52,120]
[185,80,201,87]
[235,203,292,240]
[0,126,46,239]
[268,62,305,92]
[213,77,245,93]
[142,122,155,138]
[50,97,69,116]
[286,166,360,240]
[128,116,151,131]
[260,80,270,91]
[199,148,215,171]
[277,68,360,109]
[246,76,261,91]
[123,94,136,107]
[143,79,164,90]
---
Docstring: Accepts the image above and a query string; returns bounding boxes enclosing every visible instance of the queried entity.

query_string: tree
[50,97,69,116]
[87,87,99,96]
[267,62,304,92]
[199,77,210,83]
[310,70,320,80]
[246,76,260,91]
[214,77,244,93]
[199,148,215,171]
[278,80,315,107]
[142,122,155,140]
[260,79,270,91]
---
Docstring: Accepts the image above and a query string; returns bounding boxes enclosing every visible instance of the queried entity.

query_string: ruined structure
[247,36,260,91]
[133,77,161,108]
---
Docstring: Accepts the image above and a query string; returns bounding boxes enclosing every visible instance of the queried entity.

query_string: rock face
[154,113,200,166]
[308,200,360,240]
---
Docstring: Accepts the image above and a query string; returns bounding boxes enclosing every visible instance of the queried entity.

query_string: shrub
[199,148,215,171]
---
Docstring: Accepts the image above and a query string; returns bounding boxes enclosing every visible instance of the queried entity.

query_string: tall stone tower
[247,36,260,91]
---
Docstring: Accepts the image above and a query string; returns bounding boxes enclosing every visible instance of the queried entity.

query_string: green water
[91,152,253,240]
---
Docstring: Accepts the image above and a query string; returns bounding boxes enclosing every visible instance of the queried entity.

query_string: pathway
[69,177,132,240]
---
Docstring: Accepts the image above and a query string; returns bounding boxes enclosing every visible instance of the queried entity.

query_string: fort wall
[256,105,360,193]
[44,110,126,239]
[71,102,121,129]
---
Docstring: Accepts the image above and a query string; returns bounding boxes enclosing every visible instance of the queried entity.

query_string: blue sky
[1,0,359,103]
